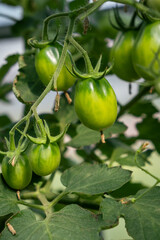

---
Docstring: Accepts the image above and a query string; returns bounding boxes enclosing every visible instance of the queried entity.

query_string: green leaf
[100,198,121,228]
[0,175,19,217]
[100,187,160,239]
[66,122,127,148]
[110,147,151,166]
[121,187,160,240]
[128,100,158,117]
[0,54,19,84]
[136,116,160,153]
[110,181,148,198]
[0,214,12,233]
[1,205,102,240]
[61,163,132,195]
[13,54,45,104]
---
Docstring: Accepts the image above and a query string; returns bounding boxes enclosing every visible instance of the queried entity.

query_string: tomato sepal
[27,120,70,145]
[44,121,70,143]
[27,32,58,49]
[70,57,113,81]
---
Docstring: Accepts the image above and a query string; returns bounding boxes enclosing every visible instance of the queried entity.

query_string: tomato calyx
[110,7,142,32]
[27,31,58,49]
[1,136,29,166]
[68,55,113,81]
[27,120,69,145]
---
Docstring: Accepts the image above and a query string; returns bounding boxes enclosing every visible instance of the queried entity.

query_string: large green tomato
[28,142,61,176]
[110,31,139,82]
[35,42,76,91]
[2,154,32,190]
[145,0,160,12]
[132,21,160,80]
[74,77,117,131]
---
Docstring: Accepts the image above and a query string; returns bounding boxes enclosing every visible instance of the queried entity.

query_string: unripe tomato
[35,42,76,91]
[110,31,139,82]
[132,21,160,80]
[74,77,117,131]
[2,154,32,190]
[28,142,61,176]
[145,0,160,12]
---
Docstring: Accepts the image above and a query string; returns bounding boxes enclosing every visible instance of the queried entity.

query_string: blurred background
[0,1,160,239]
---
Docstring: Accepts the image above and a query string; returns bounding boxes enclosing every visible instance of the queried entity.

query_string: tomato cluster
[3,9,160,191]
[35,41,118,136]
[2,142,61,190]
[110,20,160,89]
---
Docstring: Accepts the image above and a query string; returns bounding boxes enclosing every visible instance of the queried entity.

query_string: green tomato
[28,142,61,176]
[74,77,117,131]
[145,0,160,12]
[35,42,76,91]
[132,21,160,80]
[110,31,139,82]
[2,154,32,190]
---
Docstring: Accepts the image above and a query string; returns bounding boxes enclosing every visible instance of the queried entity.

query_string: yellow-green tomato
[28,142,61,176]
[132,21,160,80]
[110,31,139,82]
[35,42,76,91]
[74,77,117,131]
[2,154,32,190]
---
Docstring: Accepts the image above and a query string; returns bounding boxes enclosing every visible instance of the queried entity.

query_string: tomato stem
[64,91,72,104]
[32,109,46,138]
[129,83,132,95]
[0,150,7,155]
[100,131,106,144]
[132,180,160,202]
[134,147,160,182]
[9,132,16,151]
[54,91,60,112]
[42,12,69,41]
[48,191,68,208]
[52,17,75,90]
[69,36,94,73]
[38,193,53,216]
[18,200,45,211]
[42,0,107,40]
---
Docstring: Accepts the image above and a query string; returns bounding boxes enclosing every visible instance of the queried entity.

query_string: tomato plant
[28,142,61,176]
[74,77,117,131]
[110,30,139,82]
[2,154,32,190]
[132,21,160,80]
[1,1,160,240]
[35,42,76,91]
